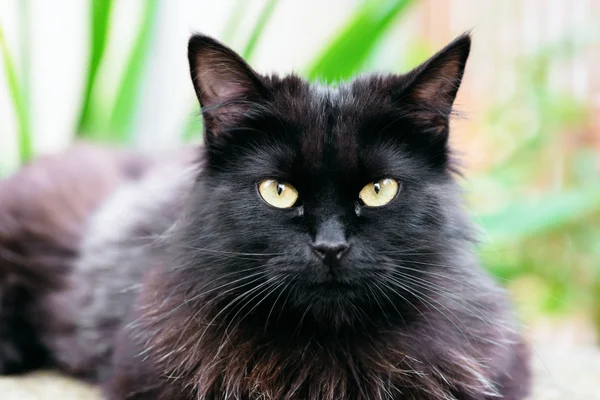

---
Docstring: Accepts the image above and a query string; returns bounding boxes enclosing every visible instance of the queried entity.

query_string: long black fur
[0,34,530,399]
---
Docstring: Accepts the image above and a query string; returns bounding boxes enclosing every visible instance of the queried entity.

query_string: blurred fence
[420,0,599,98]
[408,0,600,172]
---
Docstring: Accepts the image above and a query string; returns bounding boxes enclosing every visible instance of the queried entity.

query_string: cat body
[0,34,531,399]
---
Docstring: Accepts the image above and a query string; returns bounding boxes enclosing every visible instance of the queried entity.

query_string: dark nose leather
[311,241,349,266]
[311,218,349,268]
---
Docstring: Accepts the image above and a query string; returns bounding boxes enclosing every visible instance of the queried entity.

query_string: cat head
[178,33,474,332]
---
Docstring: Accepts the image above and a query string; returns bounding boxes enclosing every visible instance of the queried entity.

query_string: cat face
[179,34,474,331]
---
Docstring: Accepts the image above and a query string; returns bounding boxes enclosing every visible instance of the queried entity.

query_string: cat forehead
[284,82,361,169]
[302,79,382,109]
[269,75,399,128]
[257,77,402,175]
[309,83,352,104]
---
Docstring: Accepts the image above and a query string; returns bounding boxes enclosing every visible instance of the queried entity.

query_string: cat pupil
[374,182,380,194]
[277,182,284,195]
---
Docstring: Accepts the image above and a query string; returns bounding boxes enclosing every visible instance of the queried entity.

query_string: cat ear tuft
[401,33,471,127]
[188,34,267,138]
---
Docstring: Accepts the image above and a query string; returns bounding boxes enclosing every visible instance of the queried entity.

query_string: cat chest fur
[130,289,505,400]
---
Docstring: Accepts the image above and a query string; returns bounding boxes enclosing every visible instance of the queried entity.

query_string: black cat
[0,33,530,399]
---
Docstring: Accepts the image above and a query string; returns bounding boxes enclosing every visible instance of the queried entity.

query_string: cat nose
[311,241,349,265]
[311,217,349,267]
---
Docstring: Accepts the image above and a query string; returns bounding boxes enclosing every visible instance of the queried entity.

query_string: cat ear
[188,34,267,139]
[399,33,471,131]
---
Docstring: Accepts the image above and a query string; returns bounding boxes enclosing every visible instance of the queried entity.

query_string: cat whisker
[153,269,267,325]
[366,284,391,326]
[294,302,312,336]
[222,276,285,337]
[173,244,279,257]
[190,275,271,325]
[276,281,294,324]
[385,267,494,312]
[264,281,291,333]
[372,272,433,331]
[194,275,281,347]
[384,275,474,347]
[228,279,287,339]
[390,270,497,328]
[370,280,406,327]
[164,273,272,354]
[380,262,489,295]
[347,301,371,329]
[210,277,285,366]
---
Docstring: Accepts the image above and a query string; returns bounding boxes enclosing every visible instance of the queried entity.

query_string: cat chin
[301,280,361,300]
[281,266,372,296]
[286,280,373,312]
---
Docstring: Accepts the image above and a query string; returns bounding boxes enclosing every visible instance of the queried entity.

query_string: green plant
[107,0,159,142]
[182,0,283,141]
[76,0,113,136]
[471,29,600,330]
[305,0,415,82]
[0,23,32,163]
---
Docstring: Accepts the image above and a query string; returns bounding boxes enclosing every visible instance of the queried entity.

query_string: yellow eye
[359,178,399,207]
[258,179,299,208]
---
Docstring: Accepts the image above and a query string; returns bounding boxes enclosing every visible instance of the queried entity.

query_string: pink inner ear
[413,59,462,104]
[194,50,255,107]
[209,80,247,101]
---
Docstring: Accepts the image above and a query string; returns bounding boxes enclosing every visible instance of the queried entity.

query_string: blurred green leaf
[481,31,595,186]
[108,0,159,141]
[18,0,31,121]
[242,0,279,60]
[181,0,280,141]
[306,0,415,82]
[76,0,113,136]
[593,278,600,334]
[398,39,434,71]
[221,0,250,44]
[182,114,203,143]
[480,184,600,243]
[474,33,599,317]
[0,24,32,162]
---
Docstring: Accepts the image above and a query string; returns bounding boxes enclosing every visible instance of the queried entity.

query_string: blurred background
[1,0,599,356]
